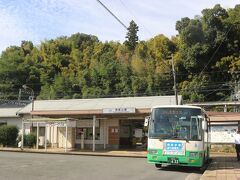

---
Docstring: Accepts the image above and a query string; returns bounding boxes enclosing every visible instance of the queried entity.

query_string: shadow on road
[156,159,212,174]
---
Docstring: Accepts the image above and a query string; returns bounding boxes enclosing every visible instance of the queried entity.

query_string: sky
[0,0,239,53]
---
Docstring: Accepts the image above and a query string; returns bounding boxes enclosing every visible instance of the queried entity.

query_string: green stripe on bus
[147,149,206,167]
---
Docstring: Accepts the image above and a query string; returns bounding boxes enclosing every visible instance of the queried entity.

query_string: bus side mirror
[202,120,207,131]
[144,116,150,126]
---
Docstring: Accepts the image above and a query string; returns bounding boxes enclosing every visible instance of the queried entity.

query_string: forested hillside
[0,4,239,102]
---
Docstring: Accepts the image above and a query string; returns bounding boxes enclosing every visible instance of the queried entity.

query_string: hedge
[0,125,19,147]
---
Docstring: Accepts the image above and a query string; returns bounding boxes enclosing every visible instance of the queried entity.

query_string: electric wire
[96,0,128,29]
[118,0,153,37]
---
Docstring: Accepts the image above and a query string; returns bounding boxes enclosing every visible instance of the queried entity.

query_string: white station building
[17,96,182,151]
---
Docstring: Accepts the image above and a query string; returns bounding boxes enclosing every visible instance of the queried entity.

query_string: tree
[1,4,240,103]
[124,20,139,51]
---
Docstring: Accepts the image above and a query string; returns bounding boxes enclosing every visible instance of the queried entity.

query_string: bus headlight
[148,150,158,154]
[189,152,198,157]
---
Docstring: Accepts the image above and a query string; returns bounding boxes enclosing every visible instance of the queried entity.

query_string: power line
[118,0,153,37]
[0,85,233,101]
[96,0,128,30]
[177,70,240,76]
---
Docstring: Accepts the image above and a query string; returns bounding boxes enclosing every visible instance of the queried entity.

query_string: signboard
[134,129,143,138]
[103,107,135,114]
[33,123,46,127]
[51,122,66,127]
[76,120,99,127]
[163,141,185,155]
[47,120,76,127]
[210,125,237,143]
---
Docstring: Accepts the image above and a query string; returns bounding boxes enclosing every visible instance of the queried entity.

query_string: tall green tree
[124,20,139,51]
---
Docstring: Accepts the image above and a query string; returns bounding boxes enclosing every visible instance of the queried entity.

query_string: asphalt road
[0,152,203,180]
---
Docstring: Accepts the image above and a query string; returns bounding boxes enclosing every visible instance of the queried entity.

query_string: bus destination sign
[163,141,185,155]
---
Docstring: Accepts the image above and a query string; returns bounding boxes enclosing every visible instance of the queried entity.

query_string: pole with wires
[171,54,178,105]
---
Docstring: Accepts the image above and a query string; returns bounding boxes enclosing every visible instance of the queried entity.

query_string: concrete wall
[58,127,75,148]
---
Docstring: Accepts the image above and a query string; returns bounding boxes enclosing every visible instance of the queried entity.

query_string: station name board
[103,107,136,114]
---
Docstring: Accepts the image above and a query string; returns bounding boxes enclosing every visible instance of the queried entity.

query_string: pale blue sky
[0,0,239,53]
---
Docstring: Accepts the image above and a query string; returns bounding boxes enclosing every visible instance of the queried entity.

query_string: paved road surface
[0,152,203,180]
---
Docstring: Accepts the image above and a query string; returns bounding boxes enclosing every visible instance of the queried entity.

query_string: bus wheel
[155,164,162,168]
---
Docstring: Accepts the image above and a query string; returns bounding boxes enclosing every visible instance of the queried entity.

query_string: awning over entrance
[25,117,75,122]
[23,116,99,152]
[22,117,77,152]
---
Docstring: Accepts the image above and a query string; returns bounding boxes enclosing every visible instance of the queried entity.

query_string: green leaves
[0,125,19,147]
[124,20,139,51]
[0,4,239,102]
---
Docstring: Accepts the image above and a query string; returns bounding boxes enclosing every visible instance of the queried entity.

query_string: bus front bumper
[147,153,204,167]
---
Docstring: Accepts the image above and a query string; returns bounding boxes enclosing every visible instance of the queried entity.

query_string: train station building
[17,96,182,151]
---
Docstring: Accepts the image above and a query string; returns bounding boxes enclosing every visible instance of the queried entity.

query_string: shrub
[0,125,19,147]
[24,133,37,147]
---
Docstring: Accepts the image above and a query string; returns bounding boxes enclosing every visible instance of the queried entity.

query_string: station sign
[103,107,135,114]
[47,120,76,127]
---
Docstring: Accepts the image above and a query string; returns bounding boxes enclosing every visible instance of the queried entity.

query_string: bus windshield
[149,108,202,141]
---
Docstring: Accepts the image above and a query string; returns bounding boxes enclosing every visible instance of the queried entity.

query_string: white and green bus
[146,105,209,168]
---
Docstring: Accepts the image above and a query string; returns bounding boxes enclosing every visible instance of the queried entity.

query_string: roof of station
[17,96,182,116]
[207,111,240,122]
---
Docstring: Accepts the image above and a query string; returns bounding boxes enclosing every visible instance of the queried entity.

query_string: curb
[200,170,212,180]
[0,148,147,158]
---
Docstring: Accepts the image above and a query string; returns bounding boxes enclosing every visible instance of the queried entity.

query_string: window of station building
[76,127,100,140]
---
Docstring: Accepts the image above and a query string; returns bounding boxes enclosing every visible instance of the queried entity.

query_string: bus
[145,105,209,168]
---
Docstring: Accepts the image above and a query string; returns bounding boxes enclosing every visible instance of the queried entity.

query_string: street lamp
[22,85,34,111]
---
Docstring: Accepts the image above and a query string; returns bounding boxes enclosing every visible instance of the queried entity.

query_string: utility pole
[171,54,178,105]
[18,89,22,101]
[22,85,34,112]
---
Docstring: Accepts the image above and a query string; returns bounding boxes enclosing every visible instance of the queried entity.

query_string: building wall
[0,117,23,134]
[22,114,32,135]
[58,127,75,148]
[46,125,59,148]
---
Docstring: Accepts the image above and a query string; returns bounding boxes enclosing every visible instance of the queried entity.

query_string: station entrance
[119,119,147,149]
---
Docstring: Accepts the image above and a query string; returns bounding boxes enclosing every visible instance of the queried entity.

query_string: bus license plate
[168,158,179,164]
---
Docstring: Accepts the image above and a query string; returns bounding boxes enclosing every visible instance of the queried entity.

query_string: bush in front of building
[0,125,19,147]
[24,133,37,148]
